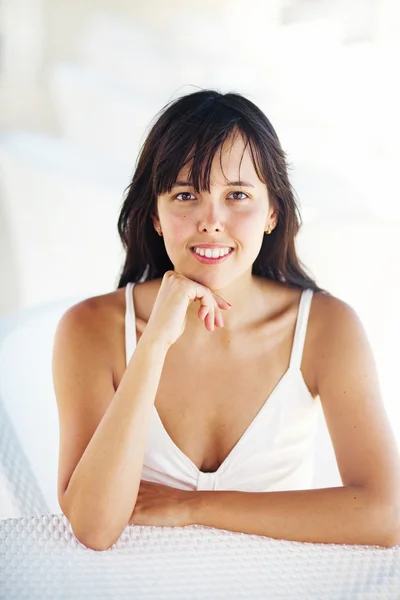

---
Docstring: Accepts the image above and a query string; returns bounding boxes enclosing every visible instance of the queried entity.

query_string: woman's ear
[151,213,160,233]
[151,214,163,236]
[267,205,279,230]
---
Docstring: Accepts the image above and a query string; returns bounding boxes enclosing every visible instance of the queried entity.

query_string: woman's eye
[174,192,195,201]
[229,191,249,201]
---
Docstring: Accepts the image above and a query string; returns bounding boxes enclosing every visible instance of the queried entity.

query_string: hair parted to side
[116,89,328,294]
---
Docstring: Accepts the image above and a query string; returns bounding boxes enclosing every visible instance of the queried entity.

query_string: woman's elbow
[64,507,121,551]
[71,523,119,551]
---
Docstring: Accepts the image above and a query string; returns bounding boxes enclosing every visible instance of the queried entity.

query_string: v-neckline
[152,367,304,477]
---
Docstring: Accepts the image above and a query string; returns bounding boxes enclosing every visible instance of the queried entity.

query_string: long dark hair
[116,89,328,294]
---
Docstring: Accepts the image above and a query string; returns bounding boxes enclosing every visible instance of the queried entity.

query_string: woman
[53,90,400,551]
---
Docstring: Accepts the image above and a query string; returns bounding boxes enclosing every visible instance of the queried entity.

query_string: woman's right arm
[53,300,169,552]
[54,272,231,551]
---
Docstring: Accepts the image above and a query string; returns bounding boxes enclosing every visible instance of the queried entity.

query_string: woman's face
[154,132,277,291]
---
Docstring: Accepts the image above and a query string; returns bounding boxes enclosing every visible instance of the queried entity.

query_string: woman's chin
[178,268,231,292]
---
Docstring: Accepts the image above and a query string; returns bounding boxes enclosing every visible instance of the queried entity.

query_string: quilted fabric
[1,513,399,599]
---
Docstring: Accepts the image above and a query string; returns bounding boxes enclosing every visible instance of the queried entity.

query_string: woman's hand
[128,480,197,527]
[141,270,232,349]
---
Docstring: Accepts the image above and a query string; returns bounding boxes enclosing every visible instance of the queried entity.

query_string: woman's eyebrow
[171,179,255,188]
[171,180,194,188]
[225,180,255,188]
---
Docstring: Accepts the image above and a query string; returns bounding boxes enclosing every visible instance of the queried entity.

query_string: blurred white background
[0,0,399,502]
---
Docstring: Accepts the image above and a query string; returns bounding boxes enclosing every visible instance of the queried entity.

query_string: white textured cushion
[0,513,398,598]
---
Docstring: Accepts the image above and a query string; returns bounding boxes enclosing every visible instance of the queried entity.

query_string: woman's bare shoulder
[306,289,362,385]
[308,288,350,329]
[56,287,130,383]
[65,279,163,337]
[63,288,124,325]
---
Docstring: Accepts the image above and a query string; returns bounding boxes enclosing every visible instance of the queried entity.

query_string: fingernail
[226,302,232,307]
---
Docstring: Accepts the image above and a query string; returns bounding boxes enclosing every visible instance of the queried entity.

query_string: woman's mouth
[190,247,234,264]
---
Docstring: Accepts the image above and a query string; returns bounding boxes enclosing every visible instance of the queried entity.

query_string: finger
[213,293,232,311]
[195,288,215,322]
[215,309,224,328]
[212,298,223,328]
[205,305,215,332]
[198,304,208,321]
[194,289,224,329]
[188,284,228,311]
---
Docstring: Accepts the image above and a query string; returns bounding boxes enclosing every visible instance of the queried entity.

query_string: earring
[157,227,163,236]
[265,224,273,235]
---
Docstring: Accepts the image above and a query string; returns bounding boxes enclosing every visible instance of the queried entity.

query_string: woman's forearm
[63,334,168,551]
[189,486,399,548]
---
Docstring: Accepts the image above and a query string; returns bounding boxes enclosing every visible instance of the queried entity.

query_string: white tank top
[125,282,322,492]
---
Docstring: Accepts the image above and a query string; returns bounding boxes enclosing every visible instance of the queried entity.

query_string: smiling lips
[190,246,234,264]
[193,246,231,258]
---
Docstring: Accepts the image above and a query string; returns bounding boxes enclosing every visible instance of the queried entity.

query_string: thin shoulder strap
[289,288,314,370]
[125,282,137,367]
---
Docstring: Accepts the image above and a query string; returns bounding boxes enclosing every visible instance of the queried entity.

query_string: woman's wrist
[185,490,207,525]
[137,330,171,357]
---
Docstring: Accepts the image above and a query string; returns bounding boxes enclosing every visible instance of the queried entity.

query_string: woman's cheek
[170,214,191,242]
[161,216,192,261]
[235,211,265,241]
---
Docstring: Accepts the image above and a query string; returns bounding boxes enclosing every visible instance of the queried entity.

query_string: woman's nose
[197,203,226,233]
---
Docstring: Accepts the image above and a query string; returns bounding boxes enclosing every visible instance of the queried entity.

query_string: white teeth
[193,247,231,259]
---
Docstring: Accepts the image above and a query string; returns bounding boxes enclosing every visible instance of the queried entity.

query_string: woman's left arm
[189,297,400,548]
